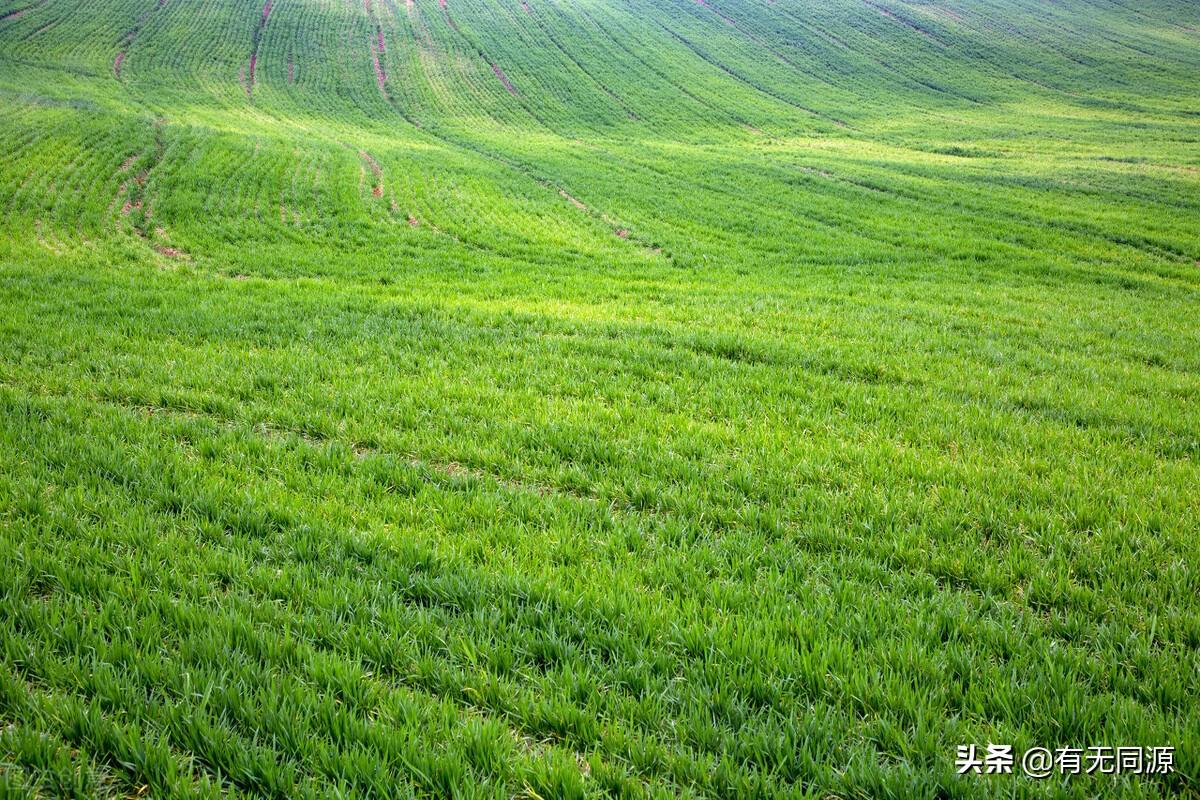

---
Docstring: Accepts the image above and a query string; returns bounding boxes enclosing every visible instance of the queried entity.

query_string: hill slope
[1,0,1199,797]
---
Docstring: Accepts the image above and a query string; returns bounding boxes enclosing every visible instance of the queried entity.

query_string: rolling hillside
[1,0,1199,797]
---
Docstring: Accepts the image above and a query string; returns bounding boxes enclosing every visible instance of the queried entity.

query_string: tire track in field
[367,1,758,254]
[359,148,384,198]
[0,0,46,24]
[113,0,167,80]
[567,2,759,134]
[863,0,946,45]
[371,26,386,90]
[351,1,697,254]
[649,18,846,129]
[111,119,188,260]
[436,0,629,147]
[518,0,638,120]
[890,2,1151,107]
[663,0,855,124]
[244,0,275,98]
[434,0,538,111]
[759,2,991,109]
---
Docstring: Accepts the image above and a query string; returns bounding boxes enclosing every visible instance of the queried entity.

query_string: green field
[1,0,1199,796]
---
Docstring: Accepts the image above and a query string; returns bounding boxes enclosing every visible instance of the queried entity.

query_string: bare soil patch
[154,244,188,258]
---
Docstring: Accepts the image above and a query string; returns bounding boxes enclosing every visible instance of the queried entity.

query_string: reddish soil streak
[377,28,385,53]
[407,214,419,226]
[491,63,517,95]
[521,0,529,11]
[371,41,387,89]
[694,0,735,26]
[245,0,273,96]
[113,51,125,77]
[360,150,384,197]
[288,59,295,82]
[615,228,629,238]
[0,3,37,21]
[360,151,382,177]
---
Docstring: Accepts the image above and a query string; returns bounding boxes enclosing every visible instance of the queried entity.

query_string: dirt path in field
[558,189,586,210]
